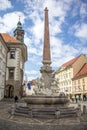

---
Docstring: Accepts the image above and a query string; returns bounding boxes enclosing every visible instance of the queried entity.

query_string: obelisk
[40,7,53,89]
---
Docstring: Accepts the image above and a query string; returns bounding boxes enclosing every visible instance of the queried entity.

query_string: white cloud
[25,70,41,81]
[24,33,32,47]
[27,43,42,57]
[75,24,87,40]
[82,48,87,55]
[50,20,62,36]
[0,0,13,11]
[27,75,39,81]
[25,70,38,75]
[0,11,25,33]
[22,0,73,44]
[80,3,87,16]
[29,19,44,45]
[51,42,79,68]
[43,0,69,17]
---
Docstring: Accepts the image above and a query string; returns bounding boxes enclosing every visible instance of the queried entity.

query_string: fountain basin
[23,95,69,105]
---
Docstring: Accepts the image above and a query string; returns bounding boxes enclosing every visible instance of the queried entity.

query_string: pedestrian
[14,95,18,102]
[76,97,77,103]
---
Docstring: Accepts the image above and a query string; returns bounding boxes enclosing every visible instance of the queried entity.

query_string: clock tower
[14,20,24,43]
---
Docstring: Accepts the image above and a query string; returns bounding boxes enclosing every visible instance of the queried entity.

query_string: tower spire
[43,7,51,65]
[19,15,20,21]
[14,18,24,43]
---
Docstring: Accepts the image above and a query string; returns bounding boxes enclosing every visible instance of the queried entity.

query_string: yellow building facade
[72,63,87,101]
[55,54,87,99]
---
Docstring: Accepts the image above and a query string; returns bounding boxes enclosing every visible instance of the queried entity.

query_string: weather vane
[19,15,21,21]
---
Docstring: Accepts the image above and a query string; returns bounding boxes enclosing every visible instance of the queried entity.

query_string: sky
[0,0,87,81]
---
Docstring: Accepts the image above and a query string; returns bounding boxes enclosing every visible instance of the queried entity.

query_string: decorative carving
[33,77,60,96]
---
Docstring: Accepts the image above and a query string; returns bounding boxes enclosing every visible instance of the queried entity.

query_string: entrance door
[5,85,14,98]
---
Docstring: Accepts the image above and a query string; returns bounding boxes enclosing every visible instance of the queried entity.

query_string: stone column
[40,7,53,88]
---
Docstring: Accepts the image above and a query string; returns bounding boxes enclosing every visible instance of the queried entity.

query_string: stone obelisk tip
[44,7,48,11]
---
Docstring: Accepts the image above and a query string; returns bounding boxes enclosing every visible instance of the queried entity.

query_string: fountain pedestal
[13,95,81,119]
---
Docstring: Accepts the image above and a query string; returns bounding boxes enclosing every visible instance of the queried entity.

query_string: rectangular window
[74,80,76,85]
[69,72,71,78]
[82,78,85,83]
[9,68,14,79]
[78,86,81,91]
[0,59,1,70]
[83,85,85,91]
[0,44,2,52]
[69,80,71,84]
[10,50,15,59]
[78,79,80,84]
[75,86,76,92]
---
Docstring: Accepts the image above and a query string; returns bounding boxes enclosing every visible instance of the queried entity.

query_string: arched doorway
[5,85,14,98]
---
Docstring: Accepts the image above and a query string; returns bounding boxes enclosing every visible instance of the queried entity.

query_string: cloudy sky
[0,0,87,80]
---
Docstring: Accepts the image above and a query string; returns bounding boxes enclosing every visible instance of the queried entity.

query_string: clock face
[18,35,22,40]
[17,31,23,36]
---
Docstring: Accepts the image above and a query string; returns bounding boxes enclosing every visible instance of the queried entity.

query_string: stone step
[60,112,77,115]
[14,112,29,117]
[58,107,75,111]
[32,107,56,111]
[60,113,77,118]
[32,113,55,118]
[32,109,55,112]
[32,111,55,115]
[15,109,29,114]
[16,106,29,111]
[60,109,77,113]
[60,111,77,115]
[12,105,79,119]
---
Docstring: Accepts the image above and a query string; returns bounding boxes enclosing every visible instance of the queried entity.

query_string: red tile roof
[55,55,81,74]
[74,63,87,79]
[62,55,80,67]
[0,33,21,43]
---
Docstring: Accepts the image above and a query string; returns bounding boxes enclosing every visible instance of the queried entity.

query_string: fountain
[24,7,69,106]
[11,7,81,119]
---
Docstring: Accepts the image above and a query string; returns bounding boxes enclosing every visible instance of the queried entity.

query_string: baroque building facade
[0,20,27,99]
[72,63,87,101]
[55,54,87,99]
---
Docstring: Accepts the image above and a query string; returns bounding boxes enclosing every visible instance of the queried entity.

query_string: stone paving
[0,99,87,130]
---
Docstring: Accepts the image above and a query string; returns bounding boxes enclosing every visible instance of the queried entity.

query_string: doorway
[5,85,14,98]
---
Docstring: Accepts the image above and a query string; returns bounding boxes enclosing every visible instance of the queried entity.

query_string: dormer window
[10,50,15,59]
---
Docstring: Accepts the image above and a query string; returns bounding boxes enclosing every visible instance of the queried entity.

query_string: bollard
[11,105,15,115]
[55,110,60,118]
[78,104,81,108]
[83,105,86,114]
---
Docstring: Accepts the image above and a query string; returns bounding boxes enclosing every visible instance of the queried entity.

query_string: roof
[73,63,87,79]
[62,55,80,67]
[55,55,81,74]
[0,33,21,43]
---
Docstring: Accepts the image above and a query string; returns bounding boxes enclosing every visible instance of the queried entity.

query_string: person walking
[14,95,18,102]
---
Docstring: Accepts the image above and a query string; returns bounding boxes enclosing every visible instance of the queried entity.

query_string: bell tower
[14,18,24,43]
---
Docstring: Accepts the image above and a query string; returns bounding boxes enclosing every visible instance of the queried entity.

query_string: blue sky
[0,0,87,80]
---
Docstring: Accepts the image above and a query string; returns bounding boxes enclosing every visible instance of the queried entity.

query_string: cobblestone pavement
[0,100,87,130]
[0,118,87,130]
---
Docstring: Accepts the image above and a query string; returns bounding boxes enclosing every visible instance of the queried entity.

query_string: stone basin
[23,95,69,105]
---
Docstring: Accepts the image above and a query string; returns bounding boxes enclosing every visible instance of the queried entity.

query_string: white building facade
[0,35,8,100]
[55,54,87,98]
[55,67,73,96]
[0,20,27,99]
[5,43,27,98]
